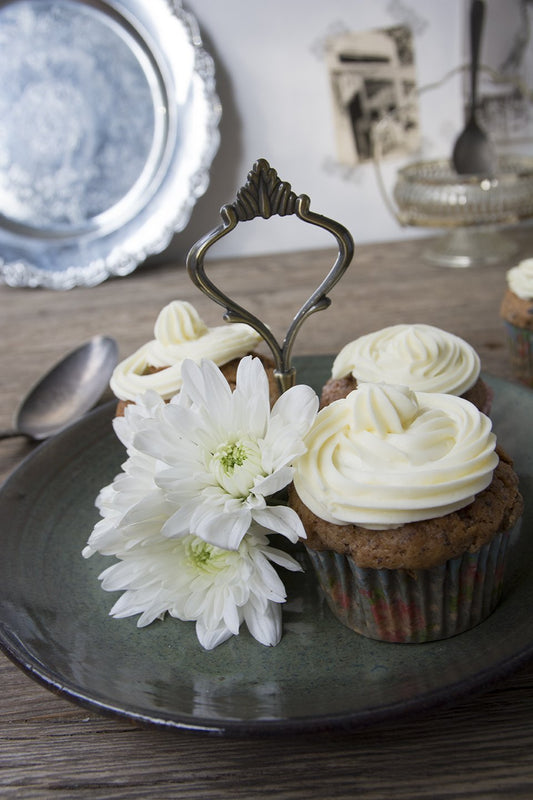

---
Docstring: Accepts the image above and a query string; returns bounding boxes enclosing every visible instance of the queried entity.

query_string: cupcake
[290,383,523,643]
[321,323,492,414]
[500,257,533,387]
[111,300,278,414]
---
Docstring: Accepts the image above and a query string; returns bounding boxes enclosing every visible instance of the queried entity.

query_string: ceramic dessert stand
[186,158,354,392]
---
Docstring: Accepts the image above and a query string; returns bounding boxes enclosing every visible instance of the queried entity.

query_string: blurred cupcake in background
[321,323,492,414]
[500,258,533,388]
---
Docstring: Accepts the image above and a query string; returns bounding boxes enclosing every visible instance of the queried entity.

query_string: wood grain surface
[1,228,533,799]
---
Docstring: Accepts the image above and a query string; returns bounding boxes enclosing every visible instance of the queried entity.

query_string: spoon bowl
[452,115,495,177]
[452,0,495,177]
[1,336,118,440]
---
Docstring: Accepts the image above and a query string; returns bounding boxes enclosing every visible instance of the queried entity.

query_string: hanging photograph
[326,25,421,165]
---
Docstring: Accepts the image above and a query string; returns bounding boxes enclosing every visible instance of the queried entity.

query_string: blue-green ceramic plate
[0,356,532,735]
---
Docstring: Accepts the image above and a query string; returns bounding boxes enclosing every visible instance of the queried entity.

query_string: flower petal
[181,358,233,425]
[195,618,234,650]
[252,504,307,541]
[271,383,318,437]
[160,502,198,538]
[261,385,318,471]
[223,596,241,635]
[192,507,252,551]
[244,599,282,646]
[253,466,294,497]
[233,356,270,437]
[259,544,303,573]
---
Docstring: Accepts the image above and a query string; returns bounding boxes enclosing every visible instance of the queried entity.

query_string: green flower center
[217,442,247,473]
[192,544,212,566]
[186,538,217,571]
[210,437,264,497]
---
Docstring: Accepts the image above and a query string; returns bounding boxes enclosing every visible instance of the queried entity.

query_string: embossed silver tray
[0,0,220,289]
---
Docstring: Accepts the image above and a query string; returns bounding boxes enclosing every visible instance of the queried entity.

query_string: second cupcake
[321,323,492,414]
[290,382,523,643]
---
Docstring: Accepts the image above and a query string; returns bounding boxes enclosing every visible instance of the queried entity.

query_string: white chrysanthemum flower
[96,525,302,650]
[132,356,318,551]
[83,357,317,649]
[82,392,171,559]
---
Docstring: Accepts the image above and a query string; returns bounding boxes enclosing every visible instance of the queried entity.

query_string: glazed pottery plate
[0,0,220,289]
[0,356,532,735]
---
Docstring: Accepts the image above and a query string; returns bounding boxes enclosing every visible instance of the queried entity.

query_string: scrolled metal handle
[186,158,354,392]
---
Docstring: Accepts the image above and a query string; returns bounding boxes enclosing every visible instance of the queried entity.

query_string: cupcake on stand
[321,323,492,414]
[110,299,277,414]
[290,382,522,643]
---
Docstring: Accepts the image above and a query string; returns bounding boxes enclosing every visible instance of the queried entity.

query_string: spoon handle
[469,0,485,114]
[0,429,21,439]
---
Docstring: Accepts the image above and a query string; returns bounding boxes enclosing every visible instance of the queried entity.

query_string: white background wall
[155,0,522,264]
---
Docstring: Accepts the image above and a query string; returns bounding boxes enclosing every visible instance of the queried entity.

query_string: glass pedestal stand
[378,156,533,267]
[422,225,519,268]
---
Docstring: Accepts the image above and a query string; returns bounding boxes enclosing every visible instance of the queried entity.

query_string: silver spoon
[452,0,495,176]
[0,336,118,440]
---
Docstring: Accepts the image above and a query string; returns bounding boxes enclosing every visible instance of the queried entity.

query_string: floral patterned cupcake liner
[503,322,533,388]
[305,527,516,643]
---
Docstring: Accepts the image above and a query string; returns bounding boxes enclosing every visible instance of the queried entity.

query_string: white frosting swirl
[110,301,262,401]
[331,324,480,396]
[293,383,498,530]
[506,258,533,300]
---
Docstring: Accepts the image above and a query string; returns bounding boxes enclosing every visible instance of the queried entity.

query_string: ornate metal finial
[186,159,354,392]
[231,158,298,220]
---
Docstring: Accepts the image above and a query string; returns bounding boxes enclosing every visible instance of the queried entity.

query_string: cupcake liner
[305,527,515,643]
[503,322,533,387]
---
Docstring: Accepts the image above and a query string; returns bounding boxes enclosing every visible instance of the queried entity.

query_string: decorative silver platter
[0,0,220,289]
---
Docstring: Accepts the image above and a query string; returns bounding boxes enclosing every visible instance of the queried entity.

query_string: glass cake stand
[390,156,533,267]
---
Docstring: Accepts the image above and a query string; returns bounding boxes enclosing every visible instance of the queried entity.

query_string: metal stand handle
[186,158,354,392]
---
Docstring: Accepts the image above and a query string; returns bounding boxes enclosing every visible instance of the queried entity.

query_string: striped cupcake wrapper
[503,322,533,387]
[305,527,515,643]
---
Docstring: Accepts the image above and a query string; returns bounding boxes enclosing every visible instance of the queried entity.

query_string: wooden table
[1,228,533,798]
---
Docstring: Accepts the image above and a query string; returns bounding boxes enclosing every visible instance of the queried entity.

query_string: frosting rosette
[110,300,262,401]
[331,323,480,396]
[293,383,498,529]
[506,257,533,300]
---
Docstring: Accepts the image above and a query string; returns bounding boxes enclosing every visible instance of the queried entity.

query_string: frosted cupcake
[111,300,277,414]
[500,258,533,387]
[321,323,492,414]
[290,383,523,643]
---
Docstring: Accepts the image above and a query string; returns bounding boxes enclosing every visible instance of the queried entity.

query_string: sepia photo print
[326,25,421,166]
